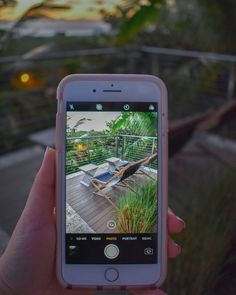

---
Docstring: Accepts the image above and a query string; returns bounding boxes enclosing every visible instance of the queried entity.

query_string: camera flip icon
[144,247,154,255]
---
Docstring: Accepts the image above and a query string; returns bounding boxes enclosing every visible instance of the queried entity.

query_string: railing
[1,46,235,103]
[141,46,236,101]
[0,46,235,154]
[66,134,157,175]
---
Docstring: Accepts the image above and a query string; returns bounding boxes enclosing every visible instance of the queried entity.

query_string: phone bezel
[56,74,168,288]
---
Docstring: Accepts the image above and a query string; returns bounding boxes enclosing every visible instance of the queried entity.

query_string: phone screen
[65,102,158,264]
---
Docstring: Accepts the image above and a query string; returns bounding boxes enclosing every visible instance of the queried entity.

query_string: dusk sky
[0,0,123,21]
[67,112,121,132]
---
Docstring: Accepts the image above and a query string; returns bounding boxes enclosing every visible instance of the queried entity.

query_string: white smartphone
[56,74,168,289]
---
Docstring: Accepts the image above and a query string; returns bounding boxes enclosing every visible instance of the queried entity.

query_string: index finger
[168,208,185,234]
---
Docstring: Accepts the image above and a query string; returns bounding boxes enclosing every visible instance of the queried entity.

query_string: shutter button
[104,244,119,259]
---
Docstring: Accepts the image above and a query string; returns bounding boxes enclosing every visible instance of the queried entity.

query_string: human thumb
[0,148,56,294]
[23,147,56,223]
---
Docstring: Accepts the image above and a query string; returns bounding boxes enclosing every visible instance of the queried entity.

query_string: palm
[0,198,92,295]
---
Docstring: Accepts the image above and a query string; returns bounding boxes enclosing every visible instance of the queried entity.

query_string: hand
[0,148,185,295]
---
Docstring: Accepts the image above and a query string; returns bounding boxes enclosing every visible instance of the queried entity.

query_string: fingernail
[169,208,174,214]
[176,244,181,254]
[45,146,53,154]
[177,216,186,229]
[43,146,49,157]
[43,146,53,162]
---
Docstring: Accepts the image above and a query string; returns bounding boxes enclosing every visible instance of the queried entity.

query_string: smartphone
[56,74,168,289]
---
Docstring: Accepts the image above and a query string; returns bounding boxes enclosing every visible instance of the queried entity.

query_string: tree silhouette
[0,0,71,51]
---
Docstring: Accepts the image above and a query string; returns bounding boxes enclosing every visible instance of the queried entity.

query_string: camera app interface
[65,102,158,264]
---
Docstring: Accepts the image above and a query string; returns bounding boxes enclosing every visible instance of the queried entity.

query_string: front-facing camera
[93,89,96,93]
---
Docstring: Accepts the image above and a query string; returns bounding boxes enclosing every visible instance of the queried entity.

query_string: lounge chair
[91,153,157,209]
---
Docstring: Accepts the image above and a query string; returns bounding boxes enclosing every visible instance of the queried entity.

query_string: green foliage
[116,179,157,233]
[66,150,78,174]
[163,60,222,118]
[167,170,236,294]
[108,111,157,136]
[116,0,164,45]
[89,145,112,165]
[0,0,16,7]
[124,137,157,168]
[66,111,157,175]
[66,138,113,175]
[112,0,236,53]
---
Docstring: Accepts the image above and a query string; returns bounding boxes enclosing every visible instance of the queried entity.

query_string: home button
[104,268,119,282]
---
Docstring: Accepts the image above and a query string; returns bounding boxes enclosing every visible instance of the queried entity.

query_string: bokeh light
[20,73,30,83]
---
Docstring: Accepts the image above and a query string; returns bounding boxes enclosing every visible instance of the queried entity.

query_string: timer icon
[123,104,130,111]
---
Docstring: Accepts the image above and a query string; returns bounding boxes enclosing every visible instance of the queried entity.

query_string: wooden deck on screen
[66,166,157,233]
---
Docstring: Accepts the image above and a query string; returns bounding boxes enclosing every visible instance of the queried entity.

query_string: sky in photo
[67,111,121,132]
[0,0,123,21]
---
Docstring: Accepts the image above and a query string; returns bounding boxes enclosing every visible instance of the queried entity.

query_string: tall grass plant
[116,179,157,233]
[167,169,236,294]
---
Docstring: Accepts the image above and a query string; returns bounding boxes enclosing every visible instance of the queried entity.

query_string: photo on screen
[65,106,158,235]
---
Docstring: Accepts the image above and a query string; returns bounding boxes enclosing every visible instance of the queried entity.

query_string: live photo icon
[96,104,103,111]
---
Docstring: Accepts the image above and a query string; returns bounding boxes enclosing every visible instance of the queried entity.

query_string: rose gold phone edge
[56,74,168,290]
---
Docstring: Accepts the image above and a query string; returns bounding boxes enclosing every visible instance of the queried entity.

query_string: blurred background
[0,0,236,294]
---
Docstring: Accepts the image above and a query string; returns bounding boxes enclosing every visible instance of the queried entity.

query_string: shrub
[116,179,157,233]
[166,169,236,295]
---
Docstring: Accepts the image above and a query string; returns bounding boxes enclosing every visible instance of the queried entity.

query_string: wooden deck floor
[66,166,157,233]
